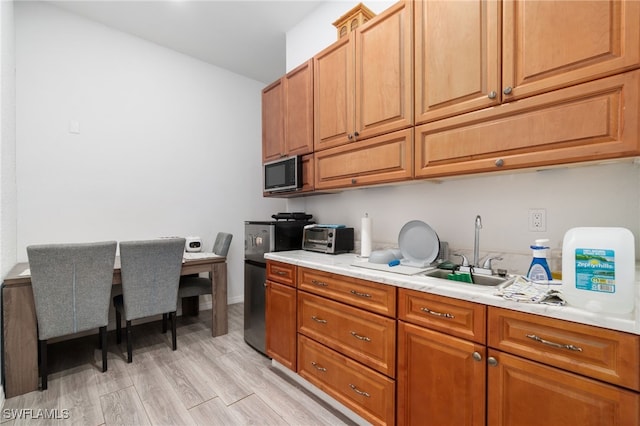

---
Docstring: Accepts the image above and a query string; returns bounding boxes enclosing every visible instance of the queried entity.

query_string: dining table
[2,254,227,398]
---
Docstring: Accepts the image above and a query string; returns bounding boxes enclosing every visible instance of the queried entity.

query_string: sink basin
[422,268,515,287]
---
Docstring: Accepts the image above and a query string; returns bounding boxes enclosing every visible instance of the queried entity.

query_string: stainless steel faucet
[473,215,482,267]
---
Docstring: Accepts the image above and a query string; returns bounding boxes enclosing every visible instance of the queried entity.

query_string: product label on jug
[574,248,615,293]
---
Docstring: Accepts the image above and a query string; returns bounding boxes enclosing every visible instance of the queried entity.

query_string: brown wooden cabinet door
[262,79,285,162]
[315,1,413,153]
[487,350,640,426]
[284,60,314,157]
[415,69,640,178]
[314,35,354,151]
[415,0,500,125]
[355,0,413,140]
[265,280,297,371]
[315,128,413,190]
[502,0,640,102]
[397,321,486,426]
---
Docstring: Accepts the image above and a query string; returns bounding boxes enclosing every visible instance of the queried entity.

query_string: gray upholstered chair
[27,241,117,390]
[113,238,185,363]
[178,232,232,301]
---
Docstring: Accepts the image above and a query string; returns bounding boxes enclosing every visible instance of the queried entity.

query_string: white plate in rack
[398,220,440,267]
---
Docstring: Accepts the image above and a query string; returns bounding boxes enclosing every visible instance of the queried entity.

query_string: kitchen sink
[422,268,515,287]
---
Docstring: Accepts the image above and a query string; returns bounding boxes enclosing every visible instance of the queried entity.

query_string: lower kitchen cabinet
[266,262,640,426]
[487,306,640,425]
[298,334,396,426]
[265,280,297,371]
[397,288,487,426]
[297,290,396,377]
[397,321,486,426]
[487,350,640,426]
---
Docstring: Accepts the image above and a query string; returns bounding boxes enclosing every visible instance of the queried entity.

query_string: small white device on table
[185,236,202,252]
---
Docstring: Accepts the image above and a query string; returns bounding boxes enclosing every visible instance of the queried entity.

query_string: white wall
[1,0,17,404]
[286,1,640,275]
[286,1,394,71]
[15,2,286,303]
[1,0,17,278]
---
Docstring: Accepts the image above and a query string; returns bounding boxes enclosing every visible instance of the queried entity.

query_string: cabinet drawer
[298,291,396,377]
[488,307,640,391]
[297,267,396,317]
[398,288,486,344]
[298,334,395,426]
[266,261,296,287]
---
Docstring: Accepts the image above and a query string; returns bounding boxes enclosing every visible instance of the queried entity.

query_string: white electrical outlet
[528,208,547,232]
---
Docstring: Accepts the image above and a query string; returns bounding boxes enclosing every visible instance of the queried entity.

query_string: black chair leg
[162,313,168,334]
[100,326,108,372]
[170,311,177,351]
[126,320,133,363]
[39,339,48,391]
[116,309,122,344]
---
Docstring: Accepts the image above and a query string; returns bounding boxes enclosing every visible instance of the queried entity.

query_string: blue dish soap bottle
[527,239,552,282]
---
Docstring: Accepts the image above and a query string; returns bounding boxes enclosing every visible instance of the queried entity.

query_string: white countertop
[265,250,640,335]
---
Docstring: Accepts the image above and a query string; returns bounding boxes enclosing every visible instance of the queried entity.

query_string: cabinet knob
[503,86,513,95]
[495,158,504,168]
[348,133,353,140]
[353,131,360,138]
[351,178,357,185]
[488,91,497,100]
[472,352,482,362]
[487,357,498,367]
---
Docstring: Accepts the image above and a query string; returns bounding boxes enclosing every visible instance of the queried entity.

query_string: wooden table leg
[3,285,39,397]
[210,262,228,337]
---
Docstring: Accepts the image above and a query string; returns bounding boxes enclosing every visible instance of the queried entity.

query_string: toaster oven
[302,226,354,254]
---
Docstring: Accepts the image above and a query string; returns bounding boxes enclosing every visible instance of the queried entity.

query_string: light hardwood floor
[1,304,354,425]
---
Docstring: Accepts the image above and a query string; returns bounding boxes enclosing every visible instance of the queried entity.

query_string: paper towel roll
[361,214,372,257]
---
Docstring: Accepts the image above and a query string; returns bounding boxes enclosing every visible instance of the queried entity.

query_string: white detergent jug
[562,227,635,314]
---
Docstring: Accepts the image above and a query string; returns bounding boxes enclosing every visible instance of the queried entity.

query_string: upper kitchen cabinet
[415,69,640,178]
[502,0,640,102]
[415,0,500,125]
[416,0,640,125]
[262,79,284,162]
[314,1,413,152]
[262,60,314,163]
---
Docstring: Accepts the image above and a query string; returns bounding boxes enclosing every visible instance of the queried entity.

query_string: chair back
[212,232,233,257]
[27,241,117,340]
[119,238,185,321]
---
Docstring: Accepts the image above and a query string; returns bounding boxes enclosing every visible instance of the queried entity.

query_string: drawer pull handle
[526,334,583,352]
[350,331,371,342]
[350,290,371,298]
[311,361,327,372]
[275,271,287,276]
[349,384,371,398]
[311,316,327,324]
[420,307,455,319]
[311,279,328,287]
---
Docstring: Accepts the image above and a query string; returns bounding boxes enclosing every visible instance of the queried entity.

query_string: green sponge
[447,272,473,283]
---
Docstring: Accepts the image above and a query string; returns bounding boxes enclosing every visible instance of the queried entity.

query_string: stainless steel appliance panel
[244,223,274,263]
[243,260,266,354]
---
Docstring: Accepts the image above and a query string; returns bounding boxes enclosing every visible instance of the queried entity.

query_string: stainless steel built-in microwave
[263,155,302,193]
